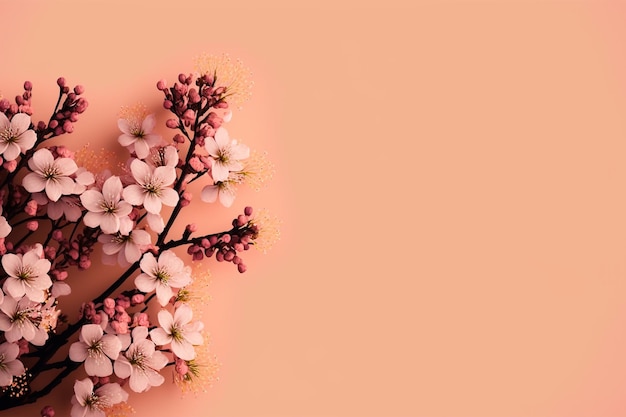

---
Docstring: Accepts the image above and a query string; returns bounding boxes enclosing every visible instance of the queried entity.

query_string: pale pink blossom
[201,176,238,207]
[71,378,128,417]
[22,148,78,202]
[205,127,249,182]
[33,193,83,222]
[69,324,122,377]
[0,296,49,345]
[113,326,168,392]
[150,304,203,360]
[2,245,52,303]
[118,114,162,159]
[0,342,25,386]
[98,229,151,266]
[0,113,37,161]
[135,250,191,306]
[122,159,179,214]
[81,176,132,234]
[0,206,11,238]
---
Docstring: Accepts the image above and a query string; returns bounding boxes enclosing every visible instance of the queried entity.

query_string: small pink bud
[25,200,38,216]
[63,120,73,133]
[3,159,17,173]
[56,77,65,87]
[131,294,144,305]
[166,118,179,128]
[157,79,167,90]
[26,220,39,231]
[52,230,63,241]
[175,359,189,375]
[74,85,84,94]
[40,404,56,417]
[79,258,91,269]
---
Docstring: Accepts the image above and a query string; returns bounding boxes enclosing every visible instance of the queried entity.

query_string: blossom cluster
[0,54,277,417]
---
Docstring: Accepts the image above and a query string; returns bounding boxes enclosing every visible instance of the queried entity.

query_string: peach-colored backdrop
[4,0,626,416]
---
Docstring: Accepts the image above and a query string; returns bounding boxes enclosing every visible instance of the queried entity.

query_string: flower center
[170,325,183,343]
[154,268,169,284]
[143,177,163,196]
[217,148,231,164]
[87,340,103,357]
[84,393,103,410]
[128,347,146,368]
[16,265,34,281]
[100,196,118,214]
[0,127,17,143]
[42,164,61,181]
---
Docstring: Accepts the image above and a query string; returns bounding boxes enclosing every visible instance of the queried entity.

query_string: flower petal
[69,341,88,362]
[10,113,31,134]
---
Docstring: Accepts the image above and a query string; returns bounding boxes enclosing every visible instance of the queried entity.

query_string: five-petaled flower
[0,342,25,387]
[97,229,151,267]
[122,159,178,214]
[0,296,49,345]
[118,113,162,160]
[113,326,168,393]
[205,127,249,182]
[70,378,128,417]
[150,304,203,361]
[1,244,52,303]
[81,175,132,234]
[0,113,36,161]
[135,250,191,306]
[69,323,122,377]
[22,148,79,202]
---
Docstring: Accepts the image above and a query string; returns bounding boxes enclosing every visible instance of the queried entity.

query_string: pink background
[4,0,626,416]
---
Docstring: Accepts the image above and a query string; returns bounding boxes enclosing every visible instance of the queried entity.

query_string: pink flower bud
[25,200,38,216]
[40,406,55,417]
[3,159,17,173]
[166,118,179,128]
[79,258,91,269]
[74,85,85,95]
[26,220,39,231]
[157,79,167,90]
[133,312,150,327]
[131,294,144,305]
[175,359,189,375]
[63,120,73,133]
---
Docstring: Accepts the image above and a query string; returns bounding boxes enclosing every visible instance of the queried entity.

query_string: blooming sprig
[0,56,277,417]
